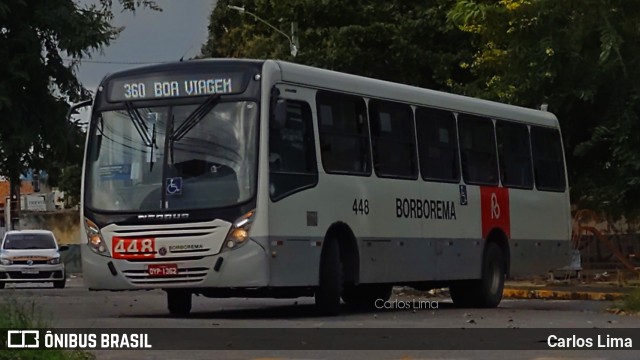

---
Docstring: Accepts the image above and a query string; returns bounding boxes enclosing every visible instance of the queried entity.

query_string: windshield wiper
[169,114,175,165]
[125,102,159,171]
[149,120,157,172]
[169,94,221,164]
[125,101,152,147]
[171,94,221,142]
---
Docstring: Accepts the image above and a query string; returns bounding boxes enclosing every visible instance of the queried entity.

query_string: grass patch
[0,293,95,360]
[620,288,640,313]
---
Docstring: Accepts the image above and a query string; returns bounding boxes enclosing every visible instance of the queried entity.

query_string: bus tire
[342,284,392,309]
[167,289,192,316]
[315,239,342,315]
[450,242,505,308]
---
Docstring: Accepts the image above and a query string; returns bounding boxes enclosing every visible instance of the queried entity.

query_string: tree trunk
[9,174,20,230]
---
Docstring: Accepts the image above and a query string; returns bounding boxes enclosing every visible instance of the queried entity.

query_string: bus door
[267,84,322,287]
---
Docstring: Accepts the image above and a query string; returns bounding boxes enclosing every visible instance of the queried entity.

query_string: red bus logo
[480,187,510,239]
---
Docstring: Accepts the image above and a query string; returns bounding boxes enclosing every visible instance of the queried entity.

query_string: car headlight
[222,209,255,252]
[48,257,61,265]
[0,257,12,265]
[84,218,111,257]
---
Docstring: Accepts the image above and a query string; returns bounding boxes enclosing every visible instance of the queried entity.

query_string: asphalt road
[2,278,639,360]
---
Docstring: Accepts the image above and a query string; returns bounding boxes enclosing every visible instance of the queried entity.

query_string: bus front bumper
[82,239,269,290]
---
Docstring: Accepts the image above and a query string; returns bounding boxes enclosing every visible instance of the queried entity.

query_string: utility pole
[291,22,299,56]
[228,5,299,57]
[9,179,19,230]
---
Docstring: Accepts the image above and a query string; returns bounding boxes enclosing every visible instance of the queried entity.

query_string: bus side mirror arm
[66,100,93,122]
[274,100,287,128]
[269,87,287,128]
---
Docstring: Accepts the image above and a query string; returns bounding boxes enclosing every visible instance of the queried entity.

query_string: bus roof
[98,58,266,85]
[98,58,558,128]
[272,60,559,128]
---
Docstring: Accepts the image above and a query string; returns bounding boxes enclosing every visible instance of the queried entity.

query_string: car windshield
[3,234,57,249]
[85,101,259,212]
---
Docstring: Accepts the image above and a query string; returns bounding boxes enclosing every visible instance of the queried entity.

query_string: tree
[201,0,474,91]
[203,1,640,217]
[58,164,82,208]
[0,0,159,226]
[448,0,640,217]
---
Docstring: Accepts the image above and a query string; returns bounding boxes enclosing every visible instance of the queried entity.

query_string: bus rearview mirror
[66,99,93,122]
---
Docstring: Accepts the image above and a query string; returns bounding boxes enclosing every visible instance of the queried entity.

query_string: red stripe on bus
[480,186,510,239]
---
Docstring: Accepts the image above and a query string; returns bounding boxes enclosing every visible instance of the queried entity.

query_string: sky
[76,0,216,92]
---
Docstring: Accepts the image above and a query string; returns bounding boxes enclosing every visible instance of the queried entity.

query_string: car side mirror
[58,245,69,252]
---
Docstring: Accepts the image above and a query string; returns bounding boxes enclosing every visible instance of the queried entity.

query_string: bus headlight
[223,210,255,251]
[0,257,12,265]
[48,257,61,265]
[84,218,111,257]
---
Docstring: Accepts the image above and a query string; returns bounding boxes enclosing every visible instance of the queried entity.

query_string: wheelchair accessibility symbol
[166,177,183,195]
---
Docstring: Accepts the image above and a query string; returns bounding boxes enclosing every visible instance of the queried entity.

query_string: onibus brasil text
[7,330,151,349]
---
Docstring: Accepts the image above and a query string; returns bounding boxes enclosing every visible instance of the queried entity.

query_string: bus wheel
[450,242,505,308]
[315,239,342,315]
[166,289,192,316]
[342,284,392,310]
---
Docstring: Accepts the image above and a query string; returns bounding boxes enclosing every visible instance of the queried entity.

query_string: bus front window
[86,101,258,212]
[165,101,258,210]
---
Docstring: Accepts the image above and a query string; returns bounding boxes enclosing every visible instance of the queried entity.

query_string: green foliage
[620,288,640,312]
[203,0,640,218]
[0,296,95,360]
[201,0,473,91]
[59,164,82,208]
[0,296,47,329]
[0,0,159,199]
[447,0,640,218]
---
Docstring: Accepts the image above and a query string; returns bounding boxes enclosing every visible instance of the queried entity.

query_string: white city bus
[76,59,572,315]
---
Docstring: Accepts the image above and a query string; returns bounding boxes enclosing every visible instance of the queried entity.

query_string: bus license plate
[21,269,39,274]
[147,264,178,277]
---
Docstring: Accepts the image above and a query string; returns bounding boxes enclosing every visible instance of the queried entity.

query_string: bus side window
[269,99,318,200]
[369,100,417,179]
[458,114,499,186]
[316,91,371,176]
[496,121,533,189]
[530,126,566,192]
[415,107,460,182]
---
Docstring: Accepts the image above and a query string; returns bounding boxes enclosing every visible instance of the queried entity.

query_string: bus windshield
[86,101,259,212]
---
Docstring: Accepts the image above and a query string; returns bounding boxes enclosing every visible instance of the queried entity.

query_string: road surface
[1,278,638,360]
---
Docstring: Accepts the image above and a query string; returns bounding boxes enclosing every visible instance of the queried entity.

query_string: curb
[502,288,627,301]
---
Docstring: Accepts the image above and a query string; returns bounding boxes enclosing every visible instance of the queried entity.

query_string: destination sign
[107,71,247,102]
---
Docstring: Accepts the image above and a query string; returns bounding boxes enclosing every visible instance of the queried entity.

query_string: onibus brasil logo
[6,330,152,349]
[7,330,40,348]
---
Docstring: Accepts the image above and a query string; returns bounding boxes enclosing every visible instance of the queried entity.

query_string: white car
[0,230,68,289]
